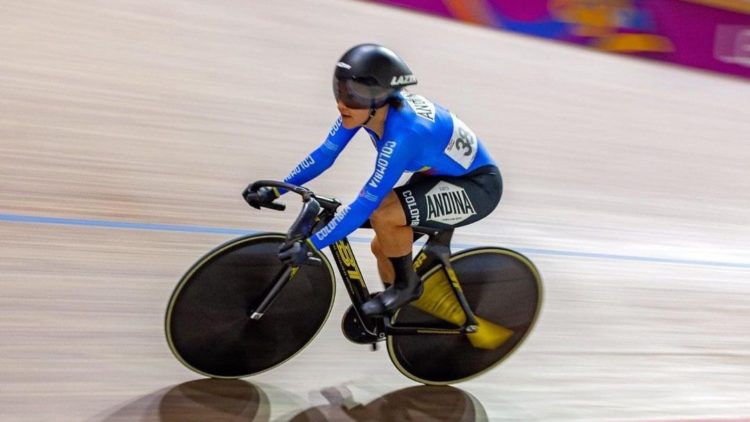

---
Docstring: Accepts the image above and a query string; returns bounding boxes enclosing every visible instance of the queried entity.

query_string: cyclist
[244,43,502,316]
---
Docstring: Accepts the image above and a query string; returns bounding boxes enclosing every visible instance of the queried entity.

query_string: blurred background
[1,0,749,420]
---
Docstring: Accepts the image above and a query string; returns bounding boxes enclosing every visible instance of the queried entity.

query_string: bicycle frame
[246,180,479,339]
[328,228,479,339]
[250,230,480,339]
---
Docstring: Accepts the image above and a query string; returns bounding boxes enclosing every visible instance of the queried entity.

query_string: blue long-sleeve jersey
[283,92,496,250]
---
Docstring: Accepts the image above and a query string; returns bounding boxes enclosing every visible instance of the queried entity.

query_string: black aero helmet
[333,44,417,109]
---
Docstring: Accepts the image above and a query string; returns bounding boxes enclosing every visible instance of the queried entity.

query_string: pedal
[340,305,380,344]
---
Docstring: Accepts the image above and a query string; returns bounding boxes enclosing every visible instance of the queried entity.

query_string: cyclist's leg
[369,170,433,285]
[363,166,502,316]
[370,236,393,285]
[390,166,504,331]
[363,192,422,316]
[370,191,411,285]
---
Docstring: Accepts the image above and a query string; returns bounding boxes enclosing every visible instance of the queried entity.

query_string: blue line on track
[0,213,252,235]
[1,212,749,270]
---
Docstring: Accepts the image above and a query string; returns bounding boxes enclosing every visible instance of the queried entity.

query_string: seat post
[415,226,453,260]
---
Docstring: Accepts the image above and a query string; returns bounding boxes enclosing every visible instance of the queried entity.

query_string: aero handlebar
[249,180,341,243]
[250,180,313,210]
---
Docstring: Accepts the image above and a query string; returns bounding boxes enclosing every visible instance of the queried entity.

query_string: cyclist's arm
[281,117,357,191]
[310,137,413,250]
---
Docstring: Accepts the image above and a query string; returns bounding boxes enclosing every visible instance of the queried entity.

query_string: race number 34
[445,113,478,169]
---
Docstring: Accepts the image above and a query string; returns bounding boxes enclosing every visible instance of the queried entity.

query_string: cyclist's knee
[371,237,383,257]
[369,207,386,229]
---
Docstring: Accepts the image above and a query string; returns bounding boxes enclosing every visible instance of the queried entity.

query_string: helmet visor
[333,77,391,109]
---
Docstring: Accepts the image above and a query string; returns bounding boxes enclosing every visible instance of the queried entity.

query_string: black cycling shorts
[394,165,502,229]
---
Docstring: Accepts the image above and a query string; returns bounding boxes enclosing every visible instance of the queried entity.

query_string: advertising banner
[367,0,750,81]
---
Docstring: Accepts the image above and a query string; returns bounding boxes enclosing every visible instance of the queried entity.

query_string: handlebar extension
[250,180,313,202]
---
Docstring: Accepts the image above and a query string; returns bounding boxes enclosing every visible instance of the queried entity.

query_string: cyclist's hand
[243,186,279,209]
[278,239,317,266]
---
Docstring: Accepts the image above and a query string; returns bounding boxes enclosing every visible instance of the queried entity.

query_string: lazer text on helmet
[391,74,416,86]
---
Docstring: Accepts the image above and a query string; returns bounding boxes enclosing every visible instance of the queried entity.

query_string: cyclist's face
[337,100,370,128]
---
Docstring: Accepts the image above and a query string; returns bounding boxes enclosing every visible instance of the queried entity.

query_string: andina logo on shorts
[425,181,476,224]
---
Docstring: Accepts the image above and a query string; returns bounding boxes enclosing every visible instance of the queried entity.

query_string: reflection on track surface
[100,379,486,422]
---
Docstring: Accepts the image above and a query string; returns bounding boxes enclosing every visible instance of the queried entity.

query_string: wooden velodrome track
[2,0,749,420]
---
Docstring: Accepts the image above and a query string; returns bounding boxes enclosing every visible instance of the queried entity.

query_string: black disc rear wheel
[165,233,335,378]
[387,247,542,384]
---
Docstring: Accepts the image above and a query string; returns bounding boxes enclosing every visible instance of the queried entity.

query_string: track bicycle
[165,180,542,384]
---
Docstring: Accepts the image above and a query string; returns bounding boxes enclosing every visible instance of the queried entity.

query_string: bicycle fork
[249,266,299,320]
